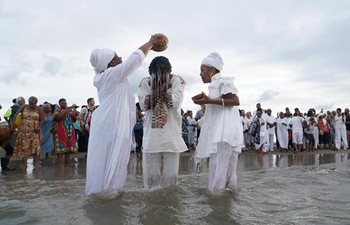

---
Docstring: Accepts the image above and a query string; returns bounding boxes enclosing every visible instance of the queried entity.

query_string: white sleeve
[109,49,145,82]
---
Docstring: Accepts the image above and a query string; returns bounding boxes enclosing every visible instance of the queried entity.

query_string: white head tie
[90,48,115,74]
[201,52,224,71]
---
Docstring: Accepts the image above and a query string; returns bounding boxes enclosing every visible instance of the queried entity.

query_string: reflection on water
[0,152,349,225]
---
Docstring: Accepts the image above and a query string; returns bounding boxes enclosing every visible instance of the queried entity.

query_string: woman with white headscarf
[85,35,165,196]
[192,52,243,191]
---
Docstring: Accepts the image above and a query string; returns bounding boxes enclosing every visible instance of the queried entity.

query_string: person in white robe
[138,56,187,188]
[193,52,243,191]
[333,108,349,150]
[246,111,254,149]
[85,35,165,196]
[276,112,288,151]
[241,110,249,151]
[186,111,197,150]
[265,109,276,152]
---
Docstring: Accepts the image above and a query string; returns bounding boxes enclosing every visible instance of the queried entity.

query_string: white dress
[276,117,288,149]
[85,49,145,195]
[195,73,244,190]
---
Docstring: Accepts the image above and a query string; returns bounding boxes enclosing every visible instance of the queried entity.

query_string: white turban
[90,48,115,74]
[201,52,224,71]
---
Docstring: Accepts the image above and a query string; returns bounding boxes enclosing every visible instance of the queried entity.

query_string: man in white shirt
[289,112,305,153]
[265,109,276,152]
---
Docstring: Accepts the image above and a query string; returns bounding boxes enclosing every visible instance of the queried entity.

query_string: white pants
[209,143,239,190]
[268,134,274,151]
[292,131,303,145]
[243,132,248,147]
[334,126,349,149]
[143,152,180,189]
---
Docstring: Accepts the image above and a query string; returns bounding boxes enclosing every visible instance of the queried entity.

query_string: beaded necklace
[149,69,173,129]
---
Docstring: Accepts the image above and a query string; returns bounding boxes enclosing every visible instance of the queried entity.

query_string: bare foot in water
[21,164,27,170]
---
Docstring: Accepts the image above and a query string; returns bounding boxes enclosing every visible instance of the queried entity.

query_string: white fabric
[241,116,249,131]
[313,123,319,149]
[334,115,348,149]
[209,142,239,190]
[138,75,187,153]
[304,121,316,134]
[276,118,288,149]
[143,152,180,188]
[289,116,304,132]
[246,117,254,144]
[90,48,115,74]
[201,52,224,71]
[254,117,269,152]
[265,114,276,135]
[85,49,145,195]
[292,131,303,144]
[195,73,243,164]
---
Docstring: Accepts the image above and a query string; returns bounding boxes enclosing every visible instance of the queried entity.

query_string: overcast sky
[1,0,350,120]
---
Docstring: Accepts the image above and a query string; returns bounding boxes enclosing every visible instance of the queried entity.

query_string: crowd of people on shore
[0,96,97,170]
[239,103,350,154]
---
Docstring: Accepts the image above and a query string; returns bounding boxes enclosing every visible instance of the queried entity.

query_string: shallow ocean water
[0,152,349,225]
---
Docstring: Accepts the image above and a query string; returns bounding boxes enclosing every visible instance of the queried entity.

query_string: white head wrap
[90,48,115,74]
[201,52,224,71]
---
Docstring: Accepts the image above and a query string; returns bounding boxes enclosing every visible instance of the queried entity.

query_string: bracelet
[221,98,225,107]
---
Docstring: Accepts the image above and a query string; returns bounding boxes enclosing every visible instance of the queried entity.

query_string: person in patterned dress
[12,96,44,169]
[51,98,77,164]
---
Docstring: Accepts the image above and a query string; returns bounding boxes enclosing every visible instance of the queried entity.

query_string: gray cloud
[1,0,350,120]
[42,54,62,77]
[257,90,280,102]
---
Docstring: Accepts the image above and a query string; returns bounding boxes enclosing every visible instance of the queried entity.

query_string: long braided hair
[148,56,173,128]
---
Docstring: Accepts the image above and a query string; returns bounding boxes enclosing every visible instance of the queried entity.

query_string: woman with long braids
[138,56,187,189]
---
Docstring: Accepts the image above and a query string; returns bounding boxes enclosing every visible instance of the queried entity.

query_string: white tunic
[138,75,187,153]
[85,49,145,195]
[276,117,288,149]
[195,74,243,162]
[265,114,276,135]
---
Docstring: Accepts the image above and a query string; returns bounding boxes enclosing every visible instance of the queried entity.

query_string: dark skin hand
[192,92,239,106]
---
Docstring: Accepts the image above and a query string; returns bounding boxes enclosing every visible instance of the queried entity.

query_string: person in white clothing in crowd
[289,111,305,153]
[303,111,316,152]
[85,35,166,196]
[240,110,249,151]
[265,109,276,152]
[251,109,269,154]
[276,112,289,152]
[246,111,254,150]
[333,108,349,150]
[193,52,243,191]
[138,56,187,188]
[186,110,197,150]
